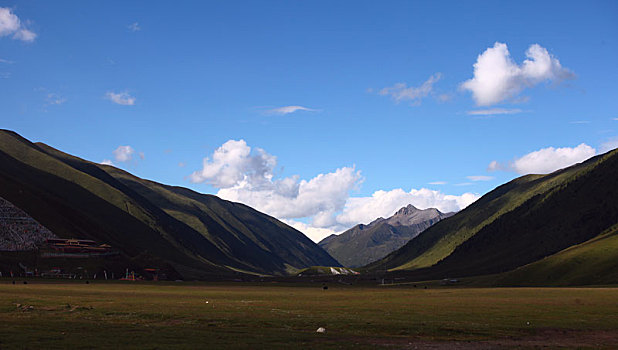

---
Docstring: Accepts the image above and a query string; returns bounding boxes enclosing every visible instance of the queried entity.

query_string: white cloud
[612,118,618,121]
[113,145,135,162]
[461,42,573,106]
[379,73,442,105]
[128,22,141,32]
[336,188,479,229]
[13,28,36,41]
[428,181,447,185]
[0,58,13,64]
[216,166,363,226]
[487,160,504,172]
[190,140,479,242]
[283,220,338,243]
[467,108,522,116]
[569,120,590,124]
[0,8,36,42]
[267,106,318,115]
[100,159,114,166]
[467,175,494,181]
[489,143,596,175]
[189,140,277,188]
[105,91,136,105]
[600,138,618,153]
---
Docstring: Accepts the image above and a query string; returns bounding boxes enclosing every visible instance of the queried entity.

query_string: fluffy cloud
[379,73,442,104]
[217,166,362,226]
[191,140,478,242]
[336,188,479,229]
[190,140,277,188]
[113,145,135,162]
[191,140,362,229]
[467,108,522,116]
[461,42,573,106]
[106,91,136,105]
[267,106,318,115]
[0,8,36,42]
[100,159,114,166]
[489,143,596,175]
[283,220,338,243]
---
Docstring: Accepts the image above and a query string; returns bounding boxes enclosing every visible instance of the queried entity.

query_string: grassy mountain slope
[103,166,339,274]
[495,224,618,286]
[368,149,618,284]
[0,130,338,278]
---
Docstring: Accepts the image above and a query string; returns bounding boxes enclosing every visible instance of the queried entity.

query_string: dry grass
[0,280,617,349]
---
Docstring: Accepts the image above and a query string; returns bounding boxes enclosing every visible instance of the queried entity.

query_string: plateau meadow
[1,280,617,349]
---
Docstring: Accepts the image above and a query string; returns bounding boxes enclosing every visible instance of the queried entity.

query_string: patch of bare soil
[359,329,618,349]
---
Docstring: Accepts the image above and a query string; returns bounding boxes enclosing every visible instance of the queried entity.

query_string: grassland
[0,280,617,349]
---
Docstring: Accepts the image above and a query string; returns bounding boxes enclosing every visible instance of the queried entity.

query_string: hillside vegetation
[496,224,618,286]
[368,148,618,285]
[0,130,338,278]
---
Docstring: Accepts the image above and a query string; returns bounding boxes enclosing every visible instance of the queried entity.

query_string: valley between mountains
[1,129,617,286]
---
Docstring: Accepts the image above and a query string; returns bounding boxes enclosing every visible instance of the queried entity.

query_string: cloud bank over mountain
[190,139,479,241]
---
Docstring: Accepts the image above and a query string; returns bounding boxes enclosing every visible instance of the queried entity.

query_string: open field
[0,280,617,349]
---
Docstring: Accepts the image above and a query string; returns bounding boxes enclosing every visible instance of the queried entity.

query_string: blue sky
[2,1,617,241]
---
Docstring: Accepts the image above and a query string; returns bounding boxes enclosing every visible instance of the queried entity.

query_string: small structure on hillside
[40,238,117,258]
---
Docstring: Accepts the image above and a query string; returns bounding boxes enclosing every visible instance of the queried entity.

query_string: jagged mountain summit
[318,205,453,267]
[0,130,339,279]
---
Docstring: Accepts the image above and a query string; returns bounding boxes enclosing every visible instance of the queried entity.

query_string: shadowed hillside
[495,224,618,286]
[367,148,618,285]
[0,130,339,279]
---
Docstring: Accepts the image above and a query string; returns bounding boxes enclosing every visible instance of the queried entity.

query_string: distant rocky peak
[385,205,448,227]
[367,217,385,227]
[393,204,420,216]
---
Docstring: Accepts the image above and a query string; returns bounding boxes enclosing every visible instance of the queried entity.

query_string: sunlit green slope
[368,148,618,285]
[495,224,618,286]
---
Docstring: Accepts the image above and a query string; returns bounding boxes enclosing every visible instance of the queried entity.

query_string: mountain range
[0,130,339,279]
[2,129,617,286]
[319,205,453,267]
